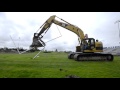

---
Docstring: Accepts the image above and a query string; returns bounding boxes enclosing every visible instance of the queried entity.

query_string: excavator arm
[30,15,85,48]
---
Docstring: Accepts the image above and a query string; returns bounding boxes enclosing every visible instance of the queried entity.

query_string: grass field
[0,52,120,78]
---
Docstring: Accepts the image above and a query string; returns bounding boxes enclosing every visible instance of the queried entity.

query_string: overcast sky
[0,12,120,51]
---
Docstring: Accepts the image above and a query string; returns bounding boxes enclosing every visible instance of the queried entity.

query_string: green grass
[0,52,120,78]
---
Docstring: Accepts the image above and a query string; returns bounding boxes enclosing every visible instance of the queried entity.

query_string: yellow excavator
[30,15,113,61]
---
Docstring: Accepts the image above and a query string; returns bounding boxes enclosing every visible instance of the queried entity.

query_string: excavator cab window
[91,39,94,45]
[82,38,95,50]
[89,38,95,49]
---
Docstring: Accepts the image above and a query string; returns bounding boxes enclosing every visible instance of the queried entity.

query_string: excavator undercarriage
[68,52,113,61]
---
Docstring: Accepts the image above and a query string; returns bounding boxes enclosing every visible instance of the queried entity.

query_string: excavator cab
[76,38,103,53]
[76,38,95,52]
[82,38,95,52]
[83,38,95,50]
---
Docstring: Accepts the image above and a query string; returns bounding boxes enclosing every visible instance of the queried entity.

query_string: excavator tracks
[68,52,113,61]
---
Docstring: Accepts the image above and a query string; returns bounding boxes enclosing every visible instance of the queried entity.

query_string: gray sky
[0,12,120,51]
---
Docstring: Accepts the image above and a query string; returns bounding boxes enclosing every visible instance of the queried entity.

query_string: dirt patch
[65,75,80,78]
[59,68,67,72]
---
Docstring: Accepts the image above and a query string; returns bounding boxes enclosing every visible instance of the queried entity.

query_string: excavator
[30,15,114,61]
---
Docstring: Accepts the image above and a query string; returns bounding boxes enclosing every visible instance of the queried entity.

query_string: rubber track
[69,53,113,61]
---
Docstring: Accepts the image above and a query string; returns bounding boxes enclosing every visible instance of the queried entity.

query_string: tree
[55,49,58,52]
